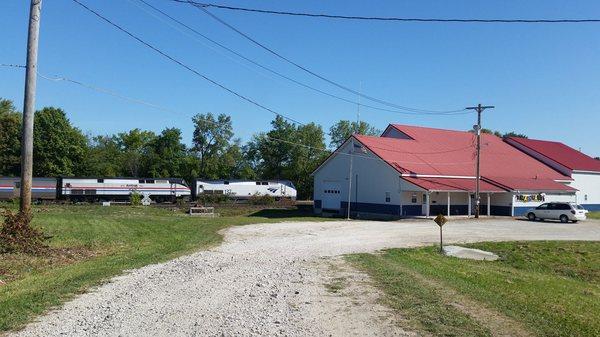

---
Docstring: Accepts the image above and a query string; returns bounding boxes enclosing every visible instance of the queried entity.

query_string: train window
[262,182,268,185]
[146,179,155,184]
[224,181,230,185]
[139,179,144,183]
[256,182,261,185]
[97,179,104,183]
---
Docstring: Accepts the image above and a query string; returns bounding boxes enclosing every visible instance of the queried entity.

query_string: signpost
[434,214,447,253]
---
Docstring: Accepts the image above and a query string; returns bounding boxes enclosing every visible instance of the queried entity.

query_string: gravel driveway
[12,218,600,337]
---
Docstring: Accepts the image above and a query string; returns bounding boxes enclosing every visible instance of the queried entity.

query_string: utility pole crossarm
[465,103,495,219]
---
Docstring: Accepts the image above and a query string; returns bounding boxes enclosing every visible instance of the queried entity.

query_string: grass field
[349,241,600,337]
[588,211,600,220]
[0,203,324,332]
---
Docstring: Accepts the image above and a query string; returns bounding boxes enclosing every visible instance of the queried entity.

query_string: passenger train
[0,177,190,202]
[0,177,298,203]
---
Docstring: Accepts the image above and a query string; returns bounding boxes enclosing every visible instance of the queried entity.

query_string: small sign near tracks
[434,214,448,253]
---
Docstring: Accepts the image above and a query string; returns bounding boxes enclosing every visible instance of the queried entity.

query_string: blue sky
[1,0,600,156]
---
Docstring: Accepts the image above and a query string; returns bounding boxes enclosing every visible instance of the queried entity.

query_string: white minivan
[525,202,587,223]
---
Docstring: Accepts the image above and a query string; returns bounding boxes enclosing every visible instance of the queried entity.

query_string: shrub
[130,191,142,206]
[248,193,275,205]
[0,209,47,254]
[198,193,229,205]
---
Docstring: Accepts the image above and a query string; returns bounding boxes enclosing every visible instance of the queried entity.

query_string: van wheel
[527,212,536,221]
[560,215,569,223]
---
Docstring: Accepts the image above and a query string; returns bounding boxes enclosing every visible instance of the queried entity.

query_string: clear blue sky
[1,0,600,156]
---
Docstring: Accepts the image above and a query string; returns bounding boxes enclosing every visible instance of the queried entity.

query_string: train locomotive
[0,177,190,202]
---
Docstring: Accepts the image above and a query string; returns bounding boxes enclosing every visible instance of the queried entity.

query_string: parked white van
[525,202,587,223]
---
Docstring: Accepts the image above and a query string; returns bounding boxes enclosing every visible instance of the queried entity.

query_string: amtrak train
[0,177,190,202]
[191,179,297,200]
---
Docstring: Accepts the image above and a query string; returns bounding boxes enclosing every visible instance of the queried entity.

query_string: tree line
[0,98,380,199]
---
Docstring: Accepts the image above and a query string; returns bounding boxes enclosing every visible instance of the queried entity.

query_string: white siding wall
[313,139,421,212]
[570,172,600,206]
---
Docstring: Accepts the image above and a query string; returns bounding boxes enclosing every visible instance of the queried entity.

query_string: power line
[177,0,467,115]
[173,1,600,24]
[2,63,479,167]
[69,0,305,125]
[134,0,471,117]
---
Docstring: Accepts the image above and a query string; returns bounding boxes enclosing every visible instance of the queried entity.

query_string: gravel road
[12,218,600,337]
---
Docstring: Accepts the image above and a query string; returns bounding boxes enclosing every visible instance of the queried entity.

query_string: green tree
[192,113,235,177]
[0,99,22,176]
[116,129,156,176]
[144,128,187,177]
[248,117,328,199]
[84,135,122,177]
[477,129,527,139]
[33,107,88,176]
[329,120,380,148]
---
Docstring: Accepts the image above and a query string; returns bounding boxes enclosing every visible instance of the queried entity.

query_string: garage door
[322,181,341,211]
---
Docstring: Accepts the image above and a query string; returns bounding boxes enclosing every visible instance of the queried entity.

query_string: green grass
[0,204,325,332]
[349,241,600,337]
[588,211,600,220]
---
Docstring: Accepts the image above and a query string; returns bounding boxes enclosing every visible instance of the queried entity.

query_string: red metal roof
[403,177,505,192]
[507,137,600,173]
[483,176,576,192]
[353,124,572,192]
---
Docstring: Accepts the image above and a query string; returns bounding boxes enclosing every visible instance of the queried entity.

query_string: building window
[411,193,417,203]
[385,192,391,203]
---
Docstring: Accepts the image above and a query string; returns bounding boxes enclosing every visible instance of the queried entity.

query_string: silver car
[525,202,587,223]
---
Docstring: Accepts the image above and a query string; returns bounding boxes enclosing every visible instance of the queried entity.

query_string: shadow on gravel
[249,208,317,219]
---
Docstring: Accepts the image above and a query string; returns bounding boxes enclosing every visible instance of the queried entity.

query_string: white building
[506,137,600,211]
[313,124,578,218]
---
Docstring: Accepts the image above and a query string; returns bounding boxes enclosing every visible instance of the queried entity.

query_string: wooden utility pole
[465,104,494,218]
[20,0,43,214]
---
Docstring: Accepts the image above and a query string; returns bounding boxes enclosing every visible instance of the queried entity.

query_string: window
[537,204,549,209]
[256,182,261,185]
[139,179,144,183]
[422,194,427,205]
[146,179,155,184]
[557,203,571,210]
[411,193,417,204]
[224,181,229,185]
[262,182,268,185]
[385,192,391,203]
[97,179,104,183]
[14,182,21,188]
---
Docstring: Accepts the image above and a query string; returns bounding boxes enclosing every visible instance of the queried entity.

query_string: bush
[0,209,47,254]
[248,193,275,206]
[130,191,142,206]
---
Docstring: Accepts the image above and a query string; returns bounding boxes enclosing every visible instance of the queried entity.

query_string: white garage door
[322,181,341,210]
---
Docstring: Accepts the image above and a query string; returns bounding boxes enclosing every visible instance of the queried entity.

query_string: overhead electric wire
[135,0,471,117]
[176,0,467,115]
[70,0,305,125]
[173,1,600,24]
[2,63,478,167]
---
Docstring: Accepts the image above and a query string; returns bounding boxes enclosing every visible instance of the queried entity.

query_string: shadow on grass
[249,207,317,219]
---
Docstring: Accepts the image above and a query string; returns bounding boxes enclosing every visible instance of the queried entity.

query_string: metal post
[466,104,495,219]
[447,192,450,216]
[346,140,353,220]
[487,193,491,216]
[20,0,43,215]
[439,225,443,253]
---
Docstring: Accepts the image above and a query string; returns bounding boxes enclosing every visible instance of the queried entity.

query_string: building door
[322,181,341,211]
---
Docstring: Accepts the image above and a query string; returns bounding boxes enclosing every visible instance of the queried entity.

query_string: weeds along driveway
[12,218,600,337]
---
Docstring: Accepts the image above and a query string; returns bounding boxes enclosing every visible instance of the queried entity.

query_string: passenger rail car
[191,179,297,200]
[0,177,190,202]
[59,178,190,202]
[0,177,58,200]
